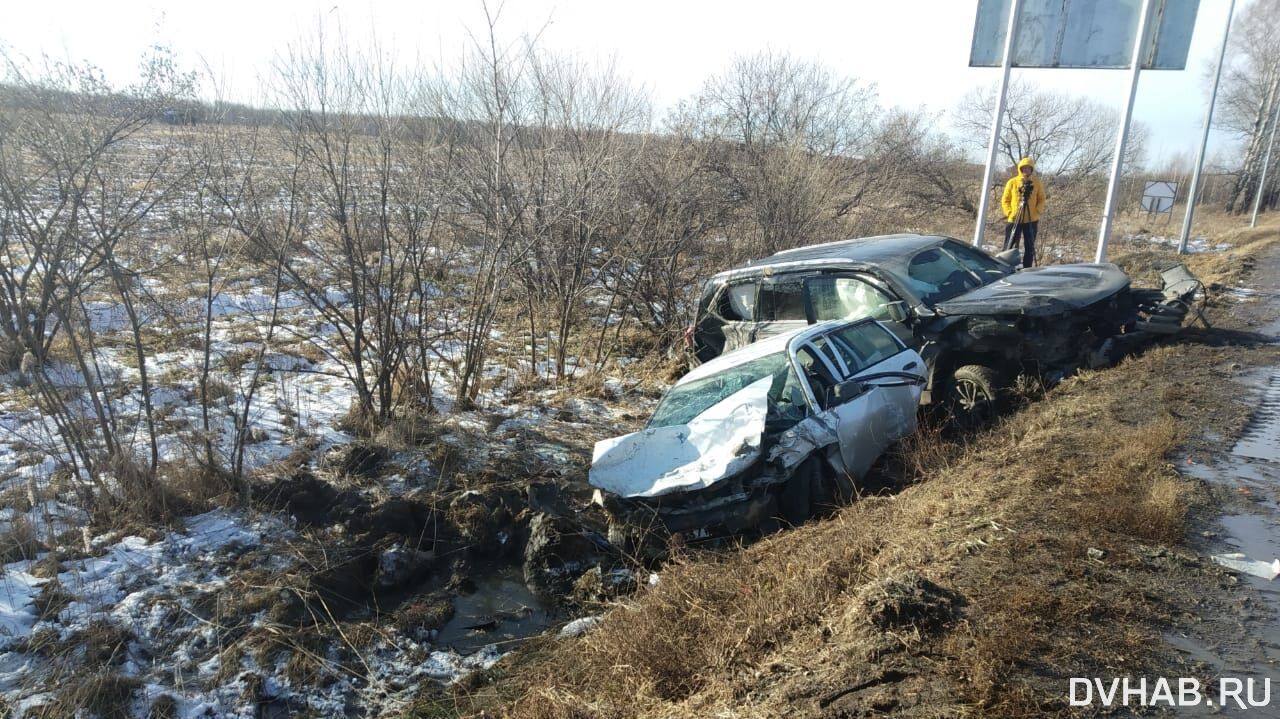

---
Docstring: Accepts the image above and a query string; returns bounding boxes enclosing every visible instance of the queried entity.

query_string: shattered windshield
[649,352,790,428]
[904,248,984,305]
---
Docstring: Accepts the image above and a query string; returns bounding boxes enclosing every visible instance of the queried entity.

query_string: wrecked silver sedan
[590,318,925,541]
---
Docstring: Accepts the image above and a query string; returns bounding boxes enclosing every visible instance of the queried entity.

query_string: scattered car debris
[1211,553,1280,580]
[592,318,925,541]
[557,615,603,639]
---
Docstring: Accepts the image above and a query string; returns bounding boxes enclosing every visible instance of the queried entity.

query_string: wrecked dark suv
[687,234,1194,421]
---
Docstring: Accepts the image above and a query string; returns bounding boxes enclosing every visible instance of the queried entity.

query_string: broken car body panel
[589,377,770,499]
[931,264,1130,317]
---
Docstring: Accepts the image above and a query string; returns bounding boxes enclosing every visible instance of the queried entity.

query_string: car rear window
[718,282,758,321]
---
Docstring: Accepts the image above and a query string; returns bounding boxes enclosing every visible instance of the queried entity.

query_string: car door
[792,321,923,479]
[707,281,759,354]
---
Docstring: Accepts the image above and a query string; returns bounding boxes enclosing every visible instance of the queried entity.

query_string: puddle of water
[1220,514,1280,556]
[1184,457,1280,510]
[434,565,559,654]
[1233,372,1280,462]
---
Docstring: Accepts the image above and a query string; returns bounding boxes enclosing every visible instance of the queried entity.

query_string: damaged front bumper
[593,414,842,541]
[593,466,783,540]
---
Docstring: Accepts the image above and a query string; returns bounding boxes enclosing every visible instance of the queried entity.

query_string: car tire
[948,364,1003,429]
[808,459,844,517]
[778,458,816,526]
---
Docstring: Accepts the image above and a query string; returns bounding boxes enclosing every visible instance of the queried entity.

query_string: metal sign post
[973,0,1024,248]
[1096,0,1154,263]
[1179,0,1236,253]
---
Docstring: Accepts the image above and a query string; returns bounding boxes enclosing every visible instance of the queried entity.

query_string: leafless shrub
[689,51,881,260]
[0,515,42,563]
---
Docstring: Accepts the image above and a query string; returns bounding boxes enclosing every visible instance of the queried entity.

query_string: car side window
[807,276,895,322]
[795,341,843,408]
[766,363,810,424]
[827,322,904,374]
[757,280,807,321]
[716,282,758,321]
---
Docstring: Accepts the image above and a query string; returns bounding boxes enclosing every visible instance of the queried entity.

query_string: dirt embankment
[430,223,1280,718]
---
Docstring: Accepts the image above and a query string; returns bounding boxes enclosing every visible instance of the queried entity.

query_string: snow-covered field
[1122,232,1233,254]
[0,266,656,717]
[1,508,516,717]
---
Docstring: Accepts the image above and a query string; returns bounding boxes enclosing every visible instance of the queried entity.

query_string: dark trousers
[1004,221,1038,268]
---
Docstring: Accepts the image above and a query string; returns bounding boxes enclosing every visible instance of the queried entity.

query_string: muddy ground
[402,228,1280,718]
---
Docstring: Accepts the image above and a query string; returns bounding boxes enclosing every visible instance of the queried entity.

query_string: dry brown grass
[1076,418,1187,543]
[373,411,439,450]
[37,671,141,719]
[0,515,43,564]
[1111,209,1280,291]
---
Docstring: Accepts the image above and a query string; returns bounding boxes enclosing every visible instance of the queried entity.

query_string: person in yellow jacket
[1001,157,1047,268]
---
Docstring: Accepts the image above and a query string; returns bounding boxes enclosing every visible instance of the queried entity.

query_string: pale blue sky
[0,0,1242,165]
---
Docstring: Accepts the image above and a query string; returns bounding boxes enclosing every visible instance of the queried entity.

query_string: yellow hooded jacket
[1001,157,1047,223]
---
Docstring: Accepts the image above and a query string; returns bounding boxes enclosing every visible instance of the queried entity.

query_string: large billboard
[970,0,1200,70]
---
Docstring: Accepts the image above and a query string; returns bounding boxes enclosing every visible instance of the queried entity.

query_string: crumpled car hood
[933,263,1129,317]
[589,378,770,499]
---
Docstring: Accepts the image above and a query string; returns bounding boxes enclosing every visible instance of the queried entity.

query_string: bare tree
[266,29,449,425]
[954,79,1147,181]
[954,79,1148,245]
[501,52,650,380]
[862,107,976,222]
[1217,0,1280,212]
[421,6,540,405]
[600,118,729,352]
[0,48,196,511]
[688,52,881,258]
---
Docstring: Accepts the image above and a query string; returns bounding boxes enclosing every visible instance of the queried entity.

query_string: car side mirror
[885,301,909,323]
[830,379,866,404]
[995,248,1020,266]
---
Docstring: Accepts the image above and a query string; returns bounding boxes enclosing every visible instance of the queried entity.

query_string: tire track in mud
[1170,245,1280,716]
[1232,370,1280,463]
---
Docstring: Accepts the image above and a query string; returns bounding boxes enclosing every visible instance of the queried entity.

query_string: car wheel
[948,364,1003,429]
[808,459,845,517]
[778,458,816,526]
